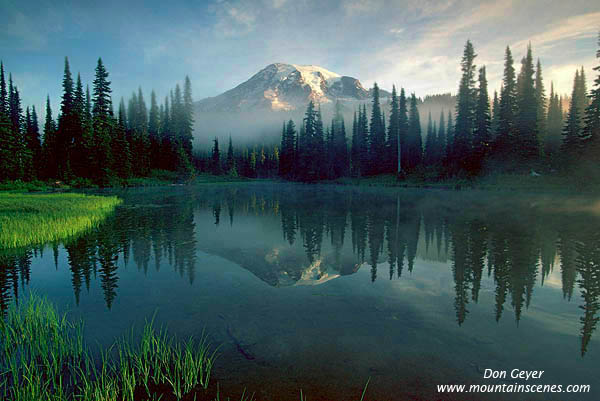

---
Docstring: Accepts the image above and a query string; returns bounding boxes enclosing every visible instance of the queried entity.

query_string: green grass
[0,294,217,401]
[0,192,122,248]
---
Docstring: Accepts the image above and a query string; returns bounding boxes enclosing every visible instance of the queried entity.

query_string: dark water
[2,183,600,400]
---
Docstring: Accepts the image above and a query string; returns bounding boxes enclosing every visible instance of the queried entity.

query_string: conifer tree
[437,110,446,164]
[24,105,41,179]
[182,76,195,159]
[70,72,88,177]
[562,70,583,164]
[369,83,385,174]
[42,95,58,179]
[576,67,589,118]
[407,94,422,169]
[8,79,24,179]
[387,85,400,173]
[516,45,539,165]
[57,57,76,179]
[453,40,477,172]
[148,90,160,169]
[113,98,132,179]
[424,112,435,165]
[135,87,150,175]
[0,61,9,179]
[0,111,11,181]
[211,137,221,175]
[160,95,173,170]
[91,58,114,184]
[315,105,326,179]
[0,62,6,115]
[332,100,348,178]
[535,59,547,152]
[298,101,319,181]
[496,46,517,158]
[398,88,409,172]
[280,120,296,178]
[351,111,359,176]
[473,66,491,169]
[358,104,369,176]
[491,90,500,136]
[226,136,236,175]
[582,33,600,159]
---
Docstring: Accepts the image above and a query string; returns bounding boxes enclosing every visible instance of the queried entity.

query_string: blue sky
[1,0,598,117]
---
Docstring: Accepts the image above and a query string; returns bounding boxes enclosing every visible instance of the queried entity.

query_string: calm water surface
[2,183,599,400]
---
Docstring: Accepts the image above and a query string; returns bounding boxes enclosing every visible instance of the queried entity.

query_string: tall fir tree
[148,90,160,169]
[0,62,6,115]
[453,40,477,172]
[182,76,195,160]
[562,70,583,164]
[473,66,491,170]
[398,88,409,172]
[57,57,76,179]
[42,95,58,179]
[582,33,600,160]
[71,72,88,177]
[226,135,236,175]
[280,120,296,178]
[358,104,369,176]
[211,137,221,175]
[491,90,500,137]
[113,98,132,178]
[496,46,517,160]
[535,59,547,154]
[24,105,42,179]
[351,111,359,176]
[407,93,422,169]
[516,45,539,165]
[369,83,385,175]
[8,79,24,179]
[387,85,400,173]
[91,58,114,184]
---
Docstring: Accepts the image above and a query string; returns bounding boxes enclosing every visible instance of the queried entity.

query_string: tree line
[0,57,195,186]
[274,34,600,181]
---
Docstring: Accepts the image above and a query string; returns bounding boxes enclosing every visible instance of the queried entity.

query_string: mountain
[192,63,452,146]
[196,63,376,113]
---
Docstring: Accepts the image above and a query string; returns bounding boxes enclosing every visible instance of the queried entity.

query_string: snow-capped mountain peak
[196,63,370,113]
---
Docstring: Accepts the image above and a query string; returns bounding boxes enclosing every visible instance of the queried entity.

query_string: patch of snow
[292,64,341,102]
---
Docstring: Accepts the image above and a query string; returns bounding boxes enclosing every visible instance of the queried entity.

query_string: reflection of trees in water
[0,249,33,316]
[3,186,600,356]
[575,230,600,357]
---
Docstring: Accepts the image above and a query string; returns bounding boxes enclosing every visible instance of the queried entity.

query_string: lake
[1,183,599,400]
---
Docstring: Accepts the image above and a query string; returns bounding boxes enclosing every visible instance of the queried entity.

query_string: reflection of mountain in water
[2,185,600,356]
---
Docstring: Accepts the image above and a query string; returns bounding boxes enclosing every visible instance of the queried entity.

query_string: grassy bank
[0,192,121,248]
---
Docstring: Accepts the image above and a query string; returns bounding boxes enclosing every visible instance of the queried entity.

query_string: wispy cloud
[512,12,600,53]
[213,1,257,37]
